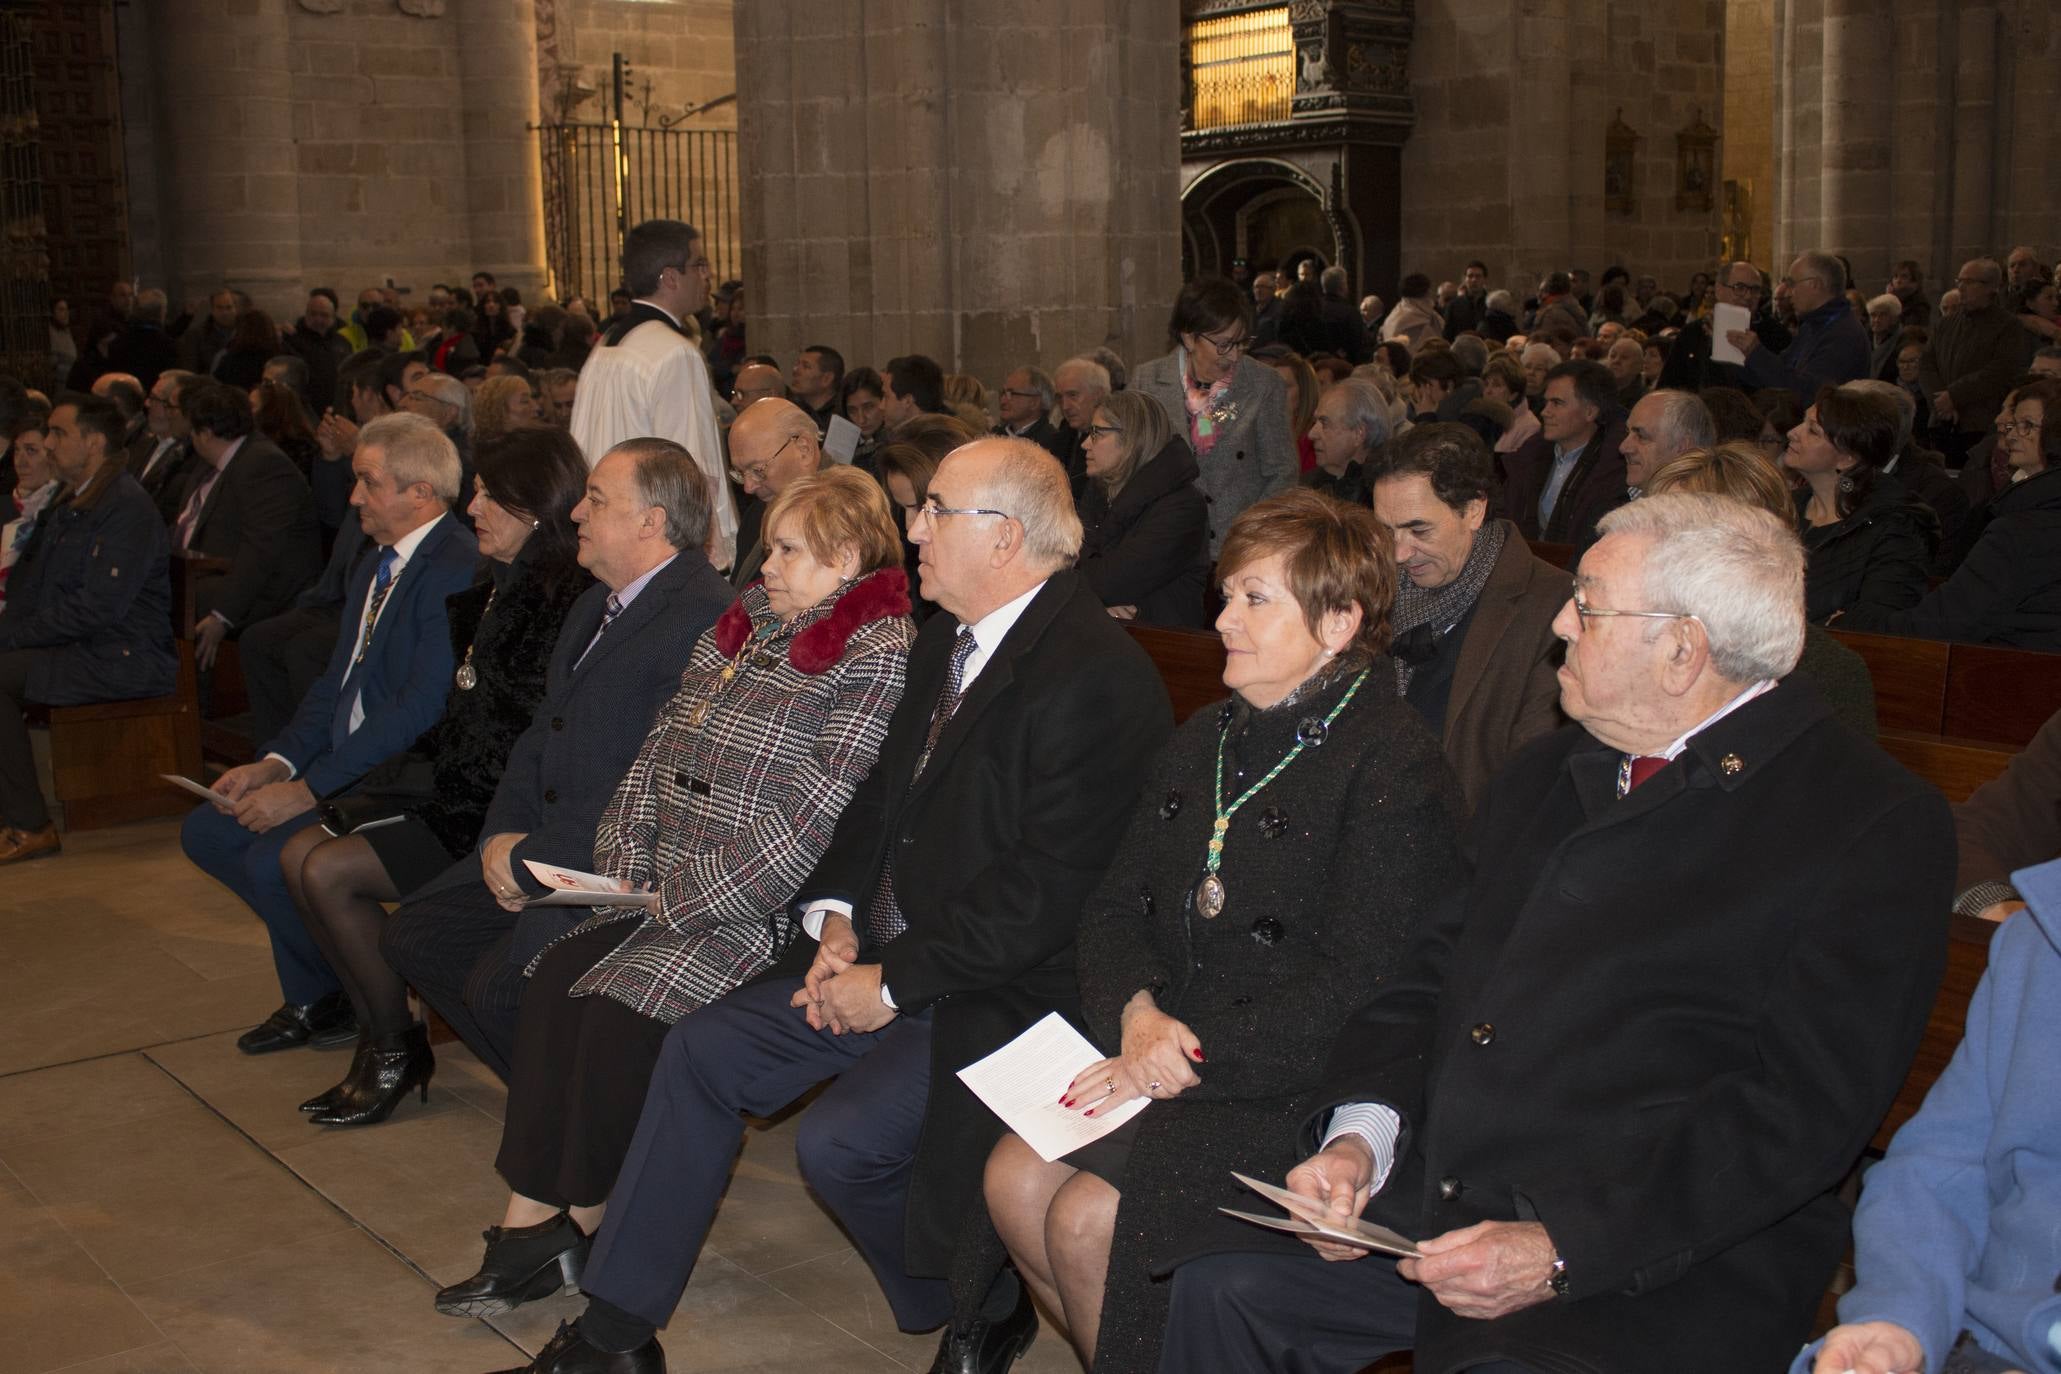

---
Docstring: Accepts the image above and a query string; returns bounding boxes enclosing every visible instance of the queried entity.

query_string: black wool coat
[1303,679,1953,1373]
[784,571,1175,1277]
[1798,474,1938,624]
[1076,436,1210,629]
[367,546,592,862]
[1078,665,1466,1374]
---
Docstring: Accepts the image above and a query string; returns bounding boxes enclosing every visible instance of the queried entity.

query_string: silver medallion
[1196,872,1226,919]
[454,662,477,690]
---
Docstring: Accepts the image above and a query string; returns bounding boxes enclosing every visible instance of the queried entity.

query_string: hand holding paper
[958,1012,1148,1162]
[519,859,659,908]
[1711,302,1753,364]
[1221,1171,1421,1260]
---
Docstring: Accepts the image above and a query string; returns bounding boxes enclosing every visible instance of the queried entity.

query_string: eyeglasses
[1996,417,2043,438]
[1198,329,1253,357]
[729,433,795,487]
[1569,580,1699,630]
[1779,276,1822,290]
[1086,424,1123,439]
[998,388,1043,401]
[1722,280,1765,295]
[914,497,1011,523]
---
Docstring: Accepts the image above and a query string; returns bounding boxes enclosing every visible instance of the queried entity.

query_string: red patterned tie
[1625,754,1669,791]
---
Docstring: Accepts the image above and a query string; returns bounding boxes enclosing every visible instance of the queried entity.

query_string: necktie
[863,631,982,948]
[574,593,624,669]
[352,547,398,668]
[174,469,219,550]
[1623,754,1669,794]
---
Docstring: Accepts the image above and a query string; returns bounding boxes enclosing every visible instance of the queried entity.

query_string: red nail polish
[1192,1048,1206,1062]
[1083,1109,1095,1118]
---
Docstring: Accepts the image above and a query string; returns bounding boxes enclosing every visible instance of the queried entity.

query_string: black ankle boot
[309,1024,434,1128]
[301,1032,375,1114]
[435,1212,590,1318]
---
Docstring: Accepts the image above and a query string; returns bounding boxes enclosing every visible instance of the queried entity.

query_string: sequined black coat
[1075,659,1467,1374]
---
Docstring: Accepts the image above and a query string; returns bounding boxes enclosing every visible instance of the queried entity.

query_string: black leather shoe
[928,1281,1038,1374]
[311,1024,433,1127]
[485,1320,664,1373]
[300,1034,373,1112]
[435,1212,589,1318]
[236,991,356,1055]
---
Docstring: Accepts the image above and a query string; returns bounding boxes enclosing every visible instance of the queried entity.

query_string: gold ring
[1104,1078,1115,1097]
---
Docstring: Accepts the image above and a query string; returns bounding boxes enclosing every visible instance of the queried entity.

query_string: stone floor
[0,819,1085,1374]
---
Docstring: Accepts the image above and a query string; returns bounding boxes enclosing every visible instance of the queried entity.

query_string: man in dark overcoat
[1158,491,1954,1374]
[492,436,1173,1374]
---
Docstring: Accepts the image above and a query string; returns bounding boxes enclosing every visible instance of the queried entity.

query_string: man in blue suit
[181,412,479,1054]
[381,437,734,1081]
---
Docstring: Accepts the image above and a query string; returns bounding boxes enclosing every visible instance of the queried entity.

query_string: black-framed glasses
[998,388,1043,401]
[1086,424,1123,439]
[1198,329,1253,357]
[1569,580,1698,630]
[915,497,1011,523]
[729,433,795,486]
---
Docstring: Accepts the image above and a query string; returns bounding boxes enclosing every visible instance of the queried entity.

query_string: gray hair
[359,411,462,503]
[1055,357,1111,398]
[1015,365,1056,411]
[1866,292,1903,318]
[1088,347,1128,392]
[1596,492,1805,683]
[1642,388,1717,453]
[1796,251,1847,296]
[1319,265,1349,300]
[1520,342,1559,369]
[1485,289,1516,314]
[610,437,713,552]
[1449,335,1487,377]
[974,436,1083,568]
[1325,379,1393,461]
[419,372,472,435]
[1843,379,1917,451]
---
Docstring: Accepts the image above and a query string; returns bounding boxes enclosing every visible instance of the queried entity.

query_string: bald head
[729,396,822,499]
[1956,259,2002,312]
[732,362,786,412]
[910,436,1082,623]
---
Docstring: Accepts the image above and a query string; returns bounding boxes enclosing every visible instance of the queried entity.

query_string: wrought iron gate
[0,9,48,386]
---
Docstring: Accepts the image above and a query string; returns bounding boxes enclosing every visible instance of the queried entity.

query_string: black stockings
[281,830,409,1035]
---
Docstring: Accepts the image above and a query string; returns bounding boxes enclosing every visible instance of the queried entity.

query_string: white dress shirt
[802,578,1052,1006]
[568,299,736,570]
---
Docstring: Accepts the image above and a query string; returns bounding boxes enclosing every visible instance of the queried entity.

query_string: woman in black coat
[1843,379,2061,648]
[980,489,1467,1373]
[1076,389,1209,628]
[278,426,593,1126]
[1783,384,1937,623]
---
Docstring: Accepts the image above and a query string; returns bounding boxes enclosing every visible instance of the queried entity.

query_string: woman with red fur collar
[437,466,916,1320]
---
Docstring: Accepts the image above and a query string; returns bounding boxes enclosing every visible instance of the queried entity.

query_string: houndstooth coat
[534,567,914,1025]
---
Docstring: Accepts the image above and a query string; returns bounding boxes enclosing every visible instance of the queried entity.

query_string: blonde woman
[1076,389,1209,627]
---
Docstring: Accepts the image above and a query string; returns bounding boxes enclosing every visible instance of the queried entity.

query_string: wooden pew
[23,640,205,830]
[1828,630,1949,735]
[169,549,256,762]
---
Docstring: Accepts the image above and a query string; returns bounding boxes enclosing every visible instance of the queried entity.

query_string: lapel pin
[1719,753,1744,776]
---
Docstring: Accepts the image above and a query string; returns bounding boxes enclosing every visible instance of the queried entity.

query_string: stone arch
[1180,156,1343,280]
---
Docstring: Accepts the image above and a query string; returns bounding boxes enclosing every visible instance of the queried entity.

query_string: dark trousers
[180,801,332,1003]
[496,924,671,1208]
[582,976,948,1333]
[240,606,340,746]
[381,865,527,1081]
[1160,1250,1542,1374]
[0,649,49,831]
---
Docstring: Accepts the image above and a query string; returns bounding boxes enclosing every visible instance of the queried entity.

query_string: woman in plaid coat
[436,466,918,1319]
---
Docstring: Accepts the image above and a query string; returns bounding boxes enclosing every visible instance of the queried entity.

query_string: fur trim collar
[714,566,911,673]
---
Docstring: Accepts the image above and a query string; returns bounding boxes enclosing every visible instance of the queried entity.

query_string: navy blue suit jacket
[477,549,733,891]
[264,512,480,798]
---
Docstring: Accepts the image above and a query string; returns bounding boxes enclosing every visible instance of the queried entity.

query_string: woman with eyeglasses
[875,411,978,623]
[1074,389,1208,627]
[1839,378,2061,649]
[1134,275,1296,562]
[1782,384,1938,624]
[978,488,1464,1372]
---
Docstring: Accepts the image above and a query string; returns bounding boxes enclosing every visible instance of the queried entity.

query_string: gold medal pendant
[1197,872,1226,919]
[454,662,477,690]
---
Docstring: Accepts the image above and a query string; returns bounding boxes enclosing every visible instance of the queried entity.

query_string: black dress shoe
[236,991,357,1055]
[435,1212,590,1317]
[311,1024,434,1127]
[928,1281,1038,1374]
[485,1320,664,1373]
[301,1034,373,1113]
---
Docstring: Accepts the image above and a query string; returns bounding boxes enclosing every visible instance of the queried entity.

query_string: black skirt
[360,811,466,898]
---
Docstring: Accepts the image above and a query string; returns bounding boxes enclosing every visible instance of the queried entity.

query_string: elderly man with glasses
[1160,491,1954,1374]
[724,397,824,589]
[1725,251,1872,402]
[1920,258,2037,462]
[1655,262,1790,392]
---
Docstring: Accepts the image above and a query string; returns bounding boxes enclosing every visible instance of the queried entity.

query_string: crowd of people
[3,219,2060,1374]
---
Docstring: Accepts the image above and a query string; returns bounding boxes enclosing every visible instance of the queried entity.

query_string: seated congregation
[5,238,2061,1374]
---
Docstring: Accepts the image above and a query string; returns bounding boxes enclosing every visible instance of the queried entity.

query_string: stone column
[1503,0,1574,281]
[1819,0,1893,281]
[149,0,303,310]
[1948,2,1997,263]
[737,0,1180,386]
[455,0,550,299]
[2001,0,2059,258]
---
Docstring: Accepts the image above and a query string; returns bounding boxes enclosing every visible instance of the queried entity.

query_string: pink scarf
[1182,350,1238,456]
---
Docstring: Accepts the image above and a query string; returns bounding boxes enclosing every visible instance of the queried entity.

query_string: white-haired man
[1161,492,1954,1374]
[1618,388,1716,498]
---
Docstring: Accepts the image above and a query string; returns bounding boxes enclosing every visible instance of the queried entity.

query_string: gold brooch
[1719,753,1744,776]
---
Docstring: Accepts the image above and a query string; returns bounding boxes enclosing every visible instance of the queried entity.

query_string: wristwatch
[1547,1254,1570,1298]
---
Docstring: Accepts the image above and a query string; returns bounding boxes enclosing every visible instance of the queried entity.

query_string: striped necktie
[351,547,398,668]
[863,631,981,947]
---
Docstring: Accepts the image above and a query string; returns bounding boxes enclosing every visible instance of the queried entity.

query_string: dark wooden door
[31,0,129,341]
